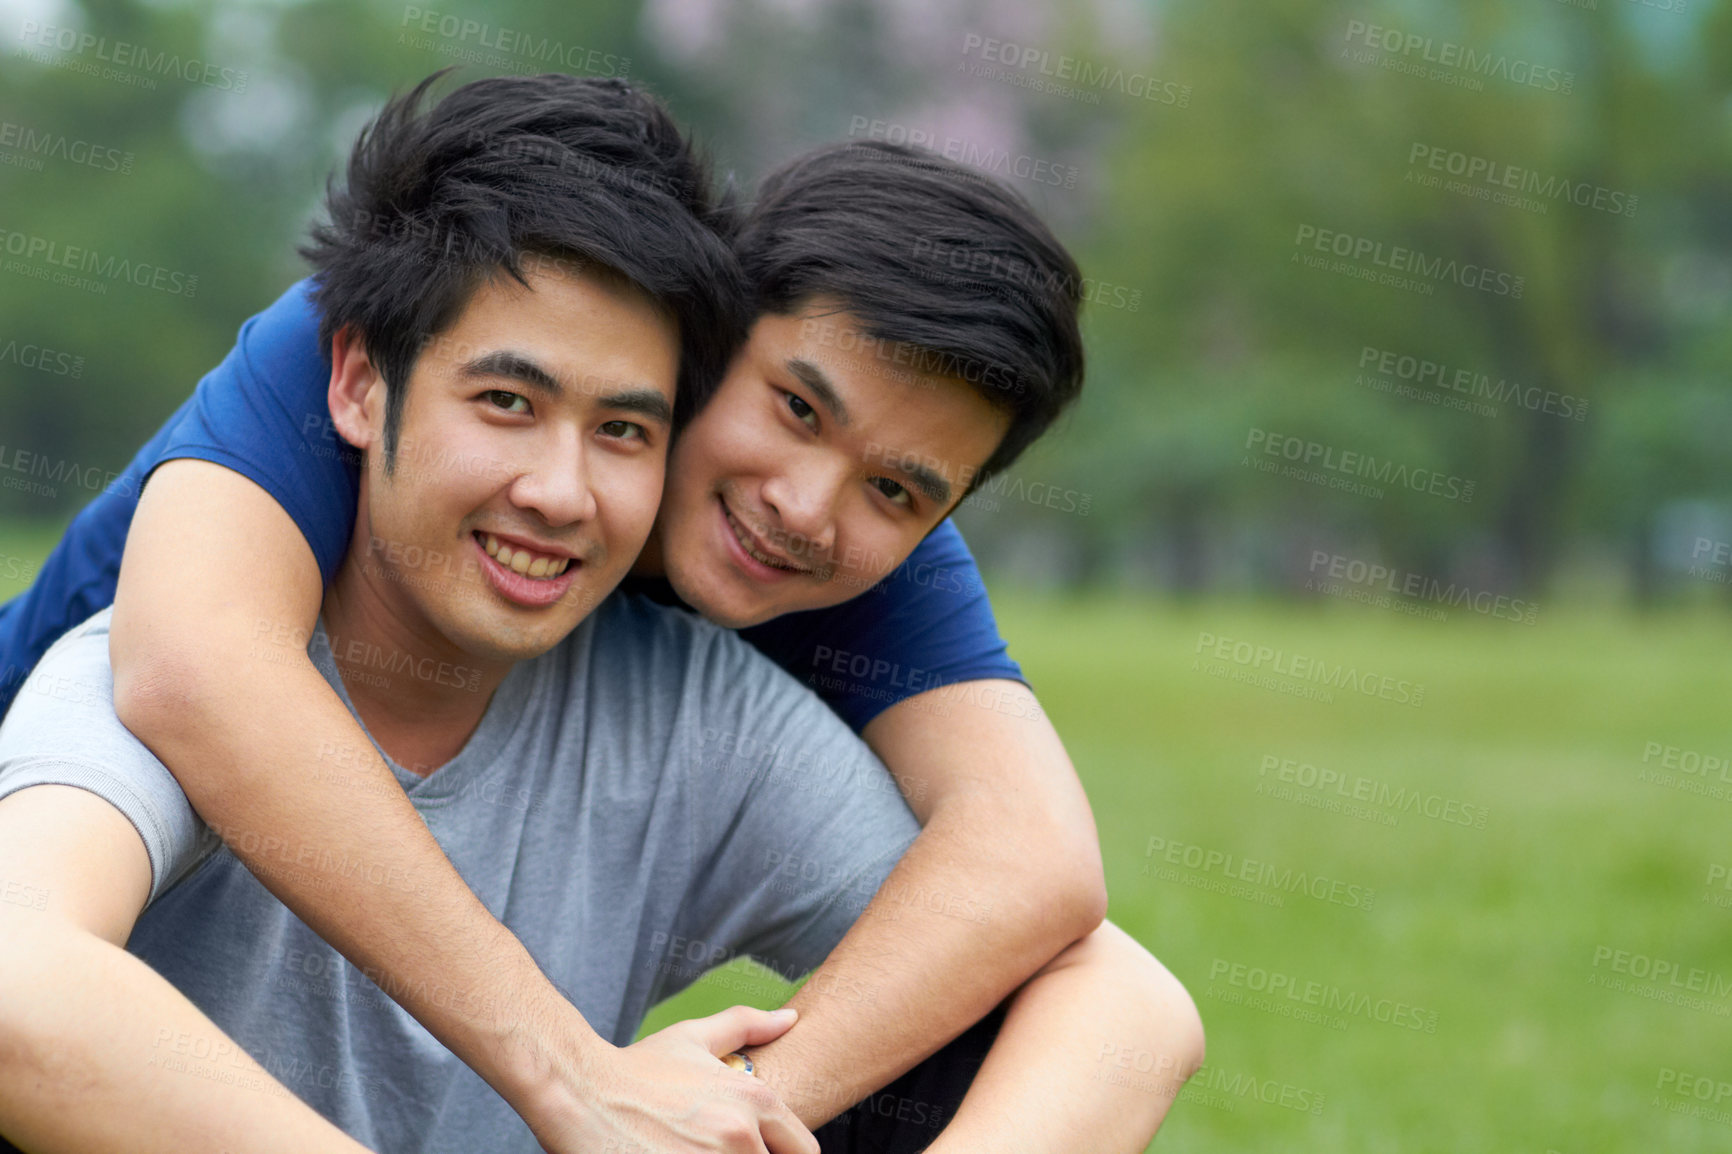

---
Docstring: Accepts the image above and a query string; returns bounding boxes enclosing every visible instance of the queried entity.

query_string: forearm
[109,461,606,1121]
[0,913,374,1153]
[117,649,606,1114]
[926,922,1206,1154]
[750,797,1100,1128]
[754,682,1108,1127]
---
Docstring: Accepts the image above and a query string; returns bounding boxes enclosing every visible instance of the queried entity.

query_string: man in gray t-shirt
[0,593,916,1154]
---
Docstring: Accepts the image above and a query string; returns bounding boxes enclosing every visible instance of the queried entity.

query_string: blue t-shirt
[0,280,1023,730]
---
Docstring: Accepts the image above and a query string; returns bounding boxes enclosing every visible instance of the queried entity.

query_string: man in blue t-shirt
[0,75,1202,1151]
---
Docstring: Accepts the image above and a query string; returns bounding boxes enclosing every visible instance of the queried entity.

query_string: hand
[530,1005,819,1154]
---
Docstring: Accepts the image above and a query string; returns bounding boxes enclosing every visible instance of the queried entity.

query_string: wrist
[472,958,609,1122]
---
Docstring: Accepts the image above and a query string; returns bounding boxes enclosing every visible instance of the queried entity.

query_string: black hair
[300,70,750,465]
[734,140,1086,487]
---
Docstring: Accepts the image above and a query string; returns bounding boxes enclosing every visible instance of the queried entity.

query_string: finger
[687,1004,799,1055]
[758,1103,819,1154]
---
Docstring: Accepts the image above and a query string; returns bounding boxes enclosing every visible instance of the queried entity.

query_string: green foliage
[0,0,1724,587]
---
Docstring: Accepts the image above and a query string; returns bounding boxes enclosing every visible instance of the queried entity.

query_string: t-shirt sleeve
[0,607,221,905]
[669,618,920,988]
[153,277,360,586]
[737,519,1025,732]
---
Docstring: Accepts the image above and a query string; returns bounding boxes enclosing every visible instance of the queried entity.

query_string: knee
[1093,921,1206,1080]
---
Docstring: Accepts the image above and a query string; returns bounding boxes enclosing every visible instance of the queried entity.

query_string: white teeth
[479,532,570,579]
[729,510,797,571]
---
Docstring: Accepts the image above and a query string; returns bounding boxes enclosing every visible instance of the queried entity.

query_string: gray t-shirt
[0,596,920,1153]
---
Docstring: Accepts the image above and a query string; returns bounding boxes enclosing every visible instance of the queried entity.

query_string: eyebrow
[785,358,852,428]
[461,350,673,426]
[882,453,952,506]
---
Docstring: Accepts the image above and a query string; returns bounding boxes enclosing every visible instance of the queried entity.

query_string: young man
[0,75,1202,1150]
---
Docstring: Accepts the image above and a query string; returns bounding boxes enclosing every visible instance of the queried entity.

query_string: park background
[1,0,1728,1149]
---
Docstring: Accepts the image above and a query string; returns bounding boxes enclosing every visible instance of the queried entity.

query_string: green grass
[4,524,1723,1151]
[0,520,66,602]
[644,592,1732,1152]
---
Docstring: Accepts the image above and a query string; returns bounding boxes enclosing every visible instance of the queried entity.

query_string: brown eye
[870,476,912,507]
[784,390,818,430]
[599,420,646,441]
[487,390,529,414]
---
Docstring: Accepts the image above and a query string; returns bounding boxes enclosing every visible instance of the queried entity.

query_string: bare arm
[926,921,1206,1153]
[107,459,816,1154]
[109,459,604,1121]
[749,679,1109,1126]
[0,785,377,1153]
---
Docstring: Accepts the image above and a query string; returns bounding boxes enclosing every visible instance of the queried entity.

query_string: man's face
[654,301,1010,628]
[350,260,679,664]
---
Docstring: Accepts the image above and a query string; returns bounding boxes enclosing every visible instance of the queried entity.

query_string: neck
[322,539,514,777]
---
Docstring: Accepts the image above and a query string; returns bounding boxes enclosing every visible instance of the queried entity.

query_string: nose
[508,424,598,528]
[759,449,844,562]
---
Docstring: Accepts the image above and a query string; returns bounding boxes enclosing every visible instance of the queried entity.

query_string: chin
[670,569,766,629]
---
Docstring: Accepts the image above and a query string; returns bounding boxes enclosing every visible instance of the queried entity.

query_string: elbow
[1046,823,1108,945]
[1099,924,1206,1087]
[111,636,228,750]
[1151,957,1206,1083]
[977,804,1108,949]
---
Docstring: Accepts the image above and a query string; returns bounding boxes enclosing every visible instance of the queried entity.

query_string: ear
[328,324,387,453]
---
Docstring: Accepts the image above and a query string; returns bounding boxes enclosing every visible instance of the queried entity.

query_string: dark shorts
[813,1000,1008,1154]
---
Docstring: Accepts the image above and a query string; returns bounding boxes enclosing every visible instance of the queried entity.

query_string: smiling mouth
[721,500,810,574]
[477,532,574,579]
